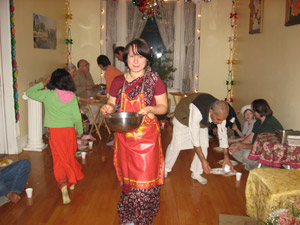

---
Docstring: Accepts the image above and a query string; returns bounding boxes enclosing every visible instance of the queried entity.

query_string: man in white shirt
[164,93,233,184]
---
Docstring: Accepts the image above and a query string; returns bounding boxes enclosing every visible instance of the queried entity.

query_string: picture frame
[249,0,264,34]
[285,0,300,26]
[33,13,57,49]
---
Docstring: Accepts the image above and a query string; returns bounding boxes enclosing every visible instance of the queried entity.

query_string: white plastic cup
[81,152,87,159]
[236,172,242,181]
[25,188,33,198]
[88,141,93,149]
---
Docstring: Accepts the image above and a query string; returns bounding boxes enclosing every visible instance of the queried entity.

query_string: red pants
[48,127,84,189]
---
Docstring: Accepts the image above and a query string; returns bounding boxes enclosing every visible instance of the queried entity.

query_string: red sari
[114,74,164,224]
[114,76,164,189]
[48,127,84,189]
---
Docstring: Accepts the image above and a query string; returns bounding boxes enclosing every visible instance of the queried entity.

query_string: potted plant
[151,47,177,87]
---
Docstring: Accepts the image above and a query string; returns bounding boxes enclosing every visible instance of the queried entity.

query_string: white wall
[234,0,300,129]
[15,0,66,138]
[72,0,101,84]
[198,0,232,99]
[199,0,300,129]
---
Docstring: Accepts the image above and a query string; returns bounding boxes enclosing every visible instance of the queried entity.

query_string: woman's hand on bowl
[101,104,114,115]
[138,106,152,116]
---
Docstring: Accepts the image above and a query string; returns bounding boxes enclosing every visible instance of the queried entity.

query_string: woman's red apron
[114,76,164,189]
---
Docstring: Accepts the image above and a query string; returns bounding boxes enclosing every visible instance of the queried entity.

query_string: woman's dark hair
[251,99,273,117]
[123,38,152,68]
[46,69,76,92]
[97,55,111,67]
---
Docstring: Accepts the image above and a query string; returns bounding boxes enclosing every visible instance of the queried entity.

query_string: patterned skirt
[117,186,161,225]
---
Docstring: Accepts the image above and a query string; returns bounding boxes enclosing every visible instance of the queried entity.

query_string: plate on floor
[213,147,223,152]
[223,170,237,176]
[78,145,91,151]
[218,159,238,166]
[75,152,82,157]
[210,168,237,176]
[210,168,225,175]
[0,159,13,167]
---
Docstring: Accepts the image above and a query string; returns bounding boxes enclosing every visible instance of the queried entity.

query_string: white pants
[165,117,209,176]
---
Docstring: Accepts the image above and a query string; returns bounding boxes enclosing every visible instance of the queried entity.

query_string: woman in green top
[26,69,84,204]
[229,99,283,170]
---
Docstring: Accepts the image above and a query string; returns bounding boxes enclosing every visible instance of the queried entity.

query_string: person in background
[26,69,84,204]
[113,46,124,63]
[229,104,256,144]
[229,99,283,170]
[64,63,92,103]
[164,93,233,185]
[208,104,241,138]
[101,38,167,224]
[72,61,102,124]
[73,59,99,98]
[0,159,31,203]
[97,55,123,94]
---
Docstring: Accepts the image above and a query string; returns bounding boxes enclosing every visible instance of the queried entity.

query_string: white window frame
[100,0,201,92]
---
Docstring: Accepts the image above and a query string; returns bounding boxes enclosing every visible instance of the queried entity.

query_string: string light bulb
[225,0,238,103]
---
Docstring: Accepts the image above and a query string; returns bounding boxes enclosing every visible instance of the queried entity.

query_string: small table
[248,132,300,169]
[246,168,300,222]
[169,92,194,106]
[86,95,111,140]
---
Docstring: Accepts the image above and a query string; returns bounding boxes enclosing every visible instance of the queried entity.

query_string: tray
[210,168,237,176]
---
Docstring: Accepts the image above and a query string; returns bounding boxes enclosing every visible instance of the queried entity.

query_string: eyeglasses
[80,63,89,67]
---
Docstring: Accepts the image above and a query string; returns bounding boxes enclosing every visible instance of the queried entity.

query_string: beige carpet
[219,214,258,225]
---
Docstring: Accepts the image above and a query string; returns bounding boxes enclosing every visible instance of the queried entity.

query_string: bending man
[164,93,233,185]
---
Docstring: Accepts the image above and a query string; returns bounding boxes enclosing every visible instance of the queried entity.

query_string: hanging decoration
[132,0,165,20]
[10,0,19,122]
[65,0,73,64]
[225,0,238,103]
[184,0,212,3]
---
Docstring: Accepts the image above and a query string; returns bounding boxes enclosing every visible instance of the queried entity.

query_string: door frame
[0,0,19,155]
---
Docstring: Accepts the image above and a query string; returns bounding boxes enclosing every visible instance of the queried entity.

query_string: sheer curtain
[183,2,196,92]
[106,0,118,62]
[127,2,147,42]
[155,2,176,87]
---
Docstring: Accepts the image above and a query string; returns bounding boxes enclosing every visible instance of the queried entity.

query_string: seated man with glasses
[73,59,101,98]
[73,59,103,125]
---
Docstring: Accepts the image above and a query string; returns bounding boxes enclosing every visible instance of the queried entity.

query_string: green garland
[10,0,19,122]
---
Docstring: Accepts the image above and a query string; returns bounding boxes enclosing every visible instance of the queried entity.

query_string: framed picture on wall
[33,13,57,49]
[285,0,300,26]
[249,0,264,34]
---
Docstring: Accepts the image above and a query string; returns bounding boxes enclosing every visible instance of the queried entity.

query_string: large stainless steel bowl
[104,112,144,133]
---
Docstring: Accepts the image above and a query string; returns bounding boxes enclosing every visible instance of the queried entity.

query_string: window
[101,0,201,92]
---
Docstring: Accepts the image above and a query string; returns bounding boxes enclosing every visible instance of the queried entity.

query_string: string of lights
[225,0,238,103]
[65,0,73,64]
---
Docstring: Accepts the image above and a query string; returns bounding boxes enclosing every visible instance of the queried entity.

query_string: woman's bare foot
[61,186,71,204]
[6,192,21,203]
